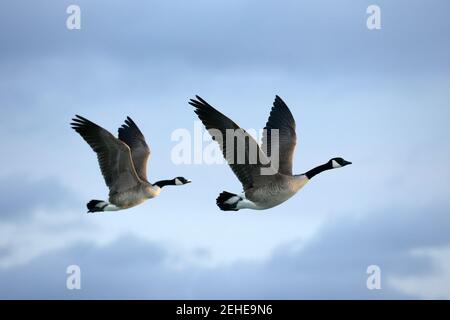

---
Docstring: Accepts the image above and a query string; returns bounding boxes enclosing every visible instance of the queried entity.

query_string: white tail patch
[236,198,261,210]
[104,204,120,211]
[233,193,262,210]
[95,201,108,208]
[224,196,240,205]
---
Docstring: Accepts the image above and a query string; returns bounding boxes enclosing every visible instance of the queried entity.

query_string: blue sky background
[0,0,450,299]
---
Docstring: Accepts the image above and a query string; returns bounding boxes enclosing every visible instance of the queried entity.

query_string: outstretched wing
[189,96,274,190]
[118,117,151,182]
[71,115,142,194]
[261,95,297,175]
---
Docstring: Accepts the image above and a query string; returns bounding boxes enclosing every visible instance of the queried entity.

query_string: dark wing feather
[189,96,273,190]
[71,115,142,195]
[118,117,150,182]
[261,95,297,175]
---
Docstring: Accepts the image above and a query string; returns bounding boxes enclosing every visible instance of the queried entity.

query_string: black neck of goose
[153,179,175,188]
[305,162,333,179]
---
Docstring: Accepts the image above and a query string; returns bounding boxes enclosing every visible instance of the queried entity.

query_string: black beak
[343,160,352,166]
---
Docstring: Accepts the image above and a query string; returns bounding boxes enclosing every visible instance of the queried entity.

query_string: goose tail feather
[216,191,241,211]
[87,200,110,213]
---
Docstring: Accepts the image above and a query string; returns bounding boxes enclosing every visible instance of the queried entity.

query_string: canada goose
[71,115,191,213]
[189,95,351,211]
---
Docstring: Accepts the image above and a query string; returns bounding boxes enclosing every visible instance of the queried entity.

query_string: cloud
[0,235,184,299]
[0,0,449,299]
[1,202,449,299]
[0,175,97,269]
[389,246,450,299]
[1,0,449,75]
[0,175,77,221]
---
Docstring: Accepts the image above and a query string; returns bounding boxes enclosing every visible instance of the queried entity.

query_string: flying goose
[71,115,191,213]
[189,95,351,211]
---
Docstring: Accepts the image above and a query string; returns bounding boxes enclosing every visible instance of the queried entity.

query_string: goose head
[174,177,192,185]
[329,157,352,169]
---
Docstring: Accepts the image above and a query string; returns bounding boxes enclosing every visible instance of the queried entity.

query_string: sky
[0,0,450,299]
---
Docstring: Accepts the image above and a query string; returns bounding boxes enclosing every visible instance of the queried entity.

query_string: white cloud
[389,246,450,299]
[1,0,450,299]
[1,202,450,299]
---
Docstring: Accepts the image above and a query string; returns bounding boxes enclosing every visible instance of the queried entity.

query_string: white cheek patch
[175,178,182,185]
[331,160,342,168]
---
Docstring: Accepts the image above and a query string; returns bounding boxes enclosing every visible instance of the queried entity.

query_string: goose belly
[109,188,150,209]
[247,189,296,209]
[245,177,309,210]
